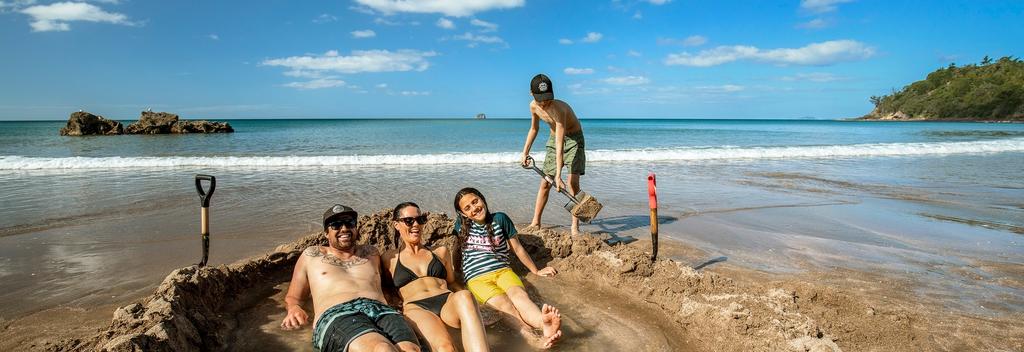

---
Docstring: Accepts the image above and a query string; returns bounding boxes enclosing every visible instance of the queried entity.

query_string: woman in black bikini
[384,202,490,352]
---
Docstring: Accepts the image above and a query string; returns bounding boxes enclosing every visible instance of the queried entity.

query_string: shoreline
[2,217,1021,351]
[843,117,1024,123]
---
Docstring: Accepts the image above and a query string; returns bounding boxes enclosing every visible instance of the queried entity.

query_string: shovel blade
[569,191,603,223]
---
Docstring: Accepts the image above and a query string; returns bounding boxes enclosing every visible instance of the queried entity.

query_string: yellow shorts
[466,267,524,304]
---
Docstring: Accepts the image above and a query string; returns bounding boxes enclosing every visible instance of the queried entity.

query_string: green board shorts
[544,131,586,176]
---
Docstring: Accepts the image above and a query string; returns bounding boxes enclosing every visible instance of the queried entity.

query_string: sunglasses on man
[327,217,357,230]
[397,215,428,227]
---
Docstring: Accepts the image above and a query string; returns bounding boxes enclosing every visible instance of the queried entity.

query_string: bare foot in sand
[524,223,541,233]
[518,328,551,349]
[541,304,562,346]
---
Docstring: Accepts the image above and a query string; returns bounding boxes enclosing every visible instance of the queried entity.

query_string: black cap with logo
[323,204,357,229]
[531,74,554,102]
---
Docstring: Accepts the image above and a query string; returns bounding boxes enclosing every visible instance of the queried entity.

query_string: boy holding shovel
[520,73,587,236]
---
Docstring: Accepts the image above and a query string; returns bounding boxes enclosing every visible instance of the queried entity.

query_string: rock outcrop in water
[59,111,124,136]
[60,111,233,136]
[125,111,234,134]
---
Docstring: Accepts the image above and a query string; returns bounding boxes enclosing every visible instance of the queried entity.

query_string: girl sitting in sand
[384,202,490,352]
[452,187,562,349]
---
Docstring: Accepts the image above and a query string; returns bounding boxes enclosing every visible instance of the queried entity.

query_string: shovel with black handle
[195,174,216,267]
[522,156,602,223]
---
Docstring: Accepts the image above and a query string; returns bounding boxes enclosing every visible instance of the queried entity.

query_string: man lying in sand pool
[281,204,421,352]
[384,202,489,352]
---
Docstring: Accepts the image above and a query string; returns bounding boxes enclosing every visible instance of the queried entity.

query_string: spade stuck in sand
[523,156,603,222]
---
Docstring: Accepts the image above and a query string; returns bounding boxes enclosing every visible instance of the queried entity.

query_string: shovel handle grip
[195,174,216,208]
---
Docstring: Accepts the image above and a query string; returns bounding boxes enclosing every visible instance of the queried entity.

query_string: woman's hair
[392,201,419,251]
[452,187,496,275]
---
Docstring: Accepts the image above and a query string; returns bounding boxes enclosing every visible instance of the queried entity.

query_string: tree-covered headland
[861,56,1024,121]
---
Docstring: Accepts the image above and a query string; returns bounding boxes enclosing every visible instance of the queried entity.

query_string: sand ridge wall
[52,210,920,351]
[515,228,921,351]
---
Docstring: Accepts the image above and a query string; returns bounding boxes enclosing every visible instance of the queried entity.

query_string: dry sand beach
[3,210,1021,352]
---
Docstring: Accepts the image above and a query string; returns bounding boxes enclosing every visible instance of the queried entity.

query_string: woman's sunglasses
[397,215,428,227]
[327,218,357,230]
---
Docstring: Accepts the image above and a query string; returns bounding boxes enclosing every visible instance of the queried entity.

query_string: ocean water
[0,119,1022,319]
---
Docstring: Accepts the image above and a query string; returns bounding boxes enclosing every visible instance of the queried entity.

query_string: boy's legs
[529,177,551,229]
[567,173,581,236]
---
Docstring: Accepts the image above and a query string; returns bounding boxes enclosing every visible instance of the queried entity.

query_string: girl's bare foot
[518,327,551,350]
[541,304,562,346]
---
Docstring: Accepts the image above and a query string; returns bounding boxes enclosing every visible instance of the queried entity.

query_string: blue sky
[0,0,1021,120]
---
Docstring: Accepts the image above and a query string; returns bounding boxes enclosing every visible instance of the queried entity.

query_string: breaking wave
[2,138,1023,170]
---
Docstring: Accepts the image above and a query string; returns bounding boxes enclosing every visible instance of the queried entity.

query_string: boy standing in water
[520,73,586,236]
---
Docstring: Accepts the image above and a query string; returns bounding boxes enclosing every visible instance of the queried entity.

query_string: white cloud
[563,67,594,75]
[351,29,376,38]
[797,18,830,29]
[664,40,874,67]
[683,35,707,46]
[374,17,419,26]
[780,72,845,82]
[470,18,497,32]
[603,76,649,85]
[800,0,853,13]
[283,70,323,78]
[0,0,37,11]
[20,2,134,32]
[283,77,347,90]
[658,35,707,47]
[376,83,388,88]
[448,32,505,46]
[349,6,377,15]
[263,49,438,74]
[400,90,431,96]
[632,11,642,20]
[648,0,671,4]
[582,32,602,43]
[695,84,744,93]
[313,13,338,24]
[627,50,641,57]
[436,17,455,29]
[354,0,524,17]
[207,34,219,40]
[558,38,573,45]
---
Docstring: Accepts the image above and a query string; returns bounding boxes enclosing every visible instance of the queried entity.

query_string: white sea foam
[2,139,1023,170]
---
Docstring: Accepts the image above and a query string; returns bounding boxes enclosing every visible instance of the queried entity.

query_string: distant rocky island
[60,111,234,136]
[859,56,1024,122]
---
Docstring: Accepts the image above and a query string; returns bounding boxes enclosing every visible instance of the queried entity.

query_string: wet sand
[4,211,1022,351]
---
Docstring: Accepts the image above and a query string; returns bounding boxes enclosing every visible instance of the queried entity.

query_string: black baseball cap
[323,204,357,228]
[531,74,554,102]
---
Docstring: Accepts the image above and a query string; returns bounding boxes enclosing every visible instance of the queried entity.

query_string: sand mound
[52,210,920,351]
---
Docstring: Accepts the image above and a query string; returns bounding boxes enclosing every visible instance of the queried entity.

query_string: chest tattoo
[305,246,373,269]
[321,252,368,269]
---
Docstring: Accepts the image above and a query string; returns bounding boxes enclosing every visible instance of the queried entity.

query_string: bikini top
[393,250,447,288]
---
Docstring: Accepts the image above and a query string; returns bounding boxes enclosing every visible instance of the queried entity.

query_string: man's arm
[379,248,403,306]
[520,103,541,167]
[281,247,315,330]
[508,237,557,277]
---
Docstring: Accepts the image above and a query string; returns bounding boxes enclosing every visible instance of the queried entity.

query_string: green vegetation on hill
[864,56,1024,121]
